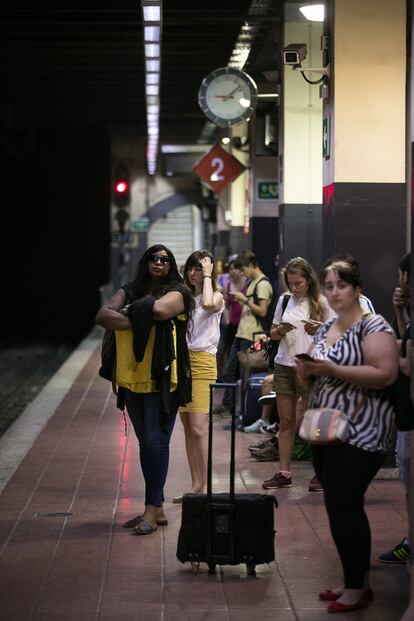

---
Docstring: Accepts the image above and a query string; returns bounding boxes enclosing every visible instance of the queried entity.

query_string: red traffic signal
[113,164,130,208]
[115,180,129,194]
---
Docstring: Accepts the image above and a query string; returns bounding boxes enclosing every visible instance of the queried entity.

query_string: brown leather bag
[237,343,269,391]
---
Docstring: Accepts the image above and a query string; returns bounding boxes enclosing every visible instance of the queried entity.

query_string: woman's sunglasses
[149,253,171,265]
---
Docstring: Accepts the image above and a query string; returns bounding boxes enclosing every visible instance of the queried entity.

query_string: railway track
[0,343,74,437]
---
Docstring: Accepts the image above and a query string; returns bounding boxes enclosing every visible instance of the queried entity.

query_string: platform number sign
[193,143,245,193]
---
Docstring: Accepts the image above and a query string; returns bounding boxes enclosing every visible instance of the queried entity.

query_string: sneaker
[258,391,276,405]
[252,444,279,461]
[243,419,265,433]
[262,472,292,489]
[308,474,323,492]
[379,538,411,564]
[260,422,278,435]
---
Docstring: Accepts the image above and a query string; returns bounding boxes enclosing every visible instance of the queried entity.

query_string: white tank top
[186,293,224,355]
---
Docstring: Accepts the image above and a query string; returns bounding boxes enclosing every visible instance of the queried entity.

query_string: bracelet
[203,274,212,278]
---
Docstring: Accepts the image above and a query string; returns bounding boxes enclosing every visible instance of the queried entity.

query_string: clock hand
[223,85,242,101]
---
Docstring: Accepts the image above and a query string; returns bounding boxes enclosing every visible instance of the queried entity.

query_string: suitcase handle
[208,382,238,501]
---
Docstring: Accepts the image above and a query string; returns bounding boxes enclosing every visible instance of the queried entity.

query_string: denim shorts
[273,362,309,398]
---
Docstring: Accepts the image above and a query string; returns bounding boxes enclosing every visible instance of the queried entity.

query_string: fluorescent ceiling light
[146,84,159,96]
[144,43,160,58]
[146,73,160,85]
[143,6,161,22]
[146,59,160,72]
[144,25,160,42]
[161,145,210,153]
[147,104,159,114]
[299,4,324,21]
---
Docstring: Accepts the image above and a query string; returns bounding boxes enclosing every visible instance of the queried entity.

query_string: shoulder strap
[252,276,270,303]
[282,293,290,315]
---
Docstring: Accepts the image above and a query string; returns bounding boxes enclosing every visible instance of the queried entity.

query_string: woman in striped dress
[295,259,398,614]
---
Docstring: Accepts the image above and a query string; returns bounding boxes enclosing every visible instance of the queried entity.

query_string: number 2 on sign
[210,157,224,182]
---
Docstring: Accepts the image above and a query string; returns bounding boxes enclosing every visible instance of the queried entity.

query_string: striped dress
[309,314,396,453]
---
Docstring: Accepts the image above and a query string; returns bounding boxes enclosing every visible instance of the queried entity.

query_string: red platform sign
[193,143,246,193]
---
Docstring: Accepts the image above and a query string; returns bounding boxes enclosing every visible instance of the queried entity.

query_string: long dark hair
[125,244,183,300]
[183,250,217,295]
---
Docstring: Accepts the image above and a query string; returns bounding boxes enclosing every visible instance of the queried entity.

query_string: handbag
[299,397,367,445]
[98,329,117,395]
[237,341,269,390]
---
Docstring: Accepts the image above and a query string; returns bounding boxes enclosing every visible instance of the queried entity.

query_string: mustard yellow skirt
[179,350,217,414]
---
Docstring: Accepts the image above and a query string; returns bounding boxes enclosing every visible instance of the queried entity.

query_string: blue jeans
[124,389,178,507]
[222,337,251,408]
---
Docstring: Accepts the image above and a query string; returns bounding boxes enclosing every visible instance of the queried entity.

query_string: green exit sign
[257,180,279,201]
[130,217,150,232]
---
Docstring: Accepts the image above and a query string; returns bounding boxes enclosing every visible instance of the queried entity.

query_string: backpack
[263,293,290,370]
[252,276,281,334]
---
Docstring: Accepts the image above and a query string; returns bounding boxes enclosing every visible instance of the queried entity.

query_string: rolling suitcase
[177,382,277,575]
[242,372,268,425]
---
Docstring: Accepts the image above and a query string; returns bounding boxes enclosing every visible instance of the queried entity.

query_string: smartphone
[280,322,296,329]
[295,353,313,361]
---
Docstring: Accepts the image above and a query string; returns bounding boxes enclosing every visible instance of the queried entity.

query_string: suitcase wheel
[191,562,200,574]
[246,563,256,576]
[207,562,216,575]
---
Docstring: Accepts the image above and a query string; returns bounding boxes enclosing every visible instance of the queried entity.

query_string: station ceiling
[1,1,282,148]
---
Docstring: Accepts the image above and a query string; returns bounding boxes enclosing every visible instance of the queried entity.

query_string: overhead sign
[257,180,278,201]
[130,217,150,232]
[192,143,245,193]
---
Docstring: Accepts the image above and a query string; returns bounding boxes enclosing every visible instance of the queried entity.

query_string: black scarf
[118,286,192,428]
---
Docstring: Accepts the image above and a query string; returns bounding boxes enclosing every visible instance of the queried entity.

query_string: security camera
[282,43,307,66]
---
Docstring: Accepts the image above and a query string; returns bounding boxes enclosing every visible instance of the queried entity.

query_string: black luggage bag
[176,382,277,575]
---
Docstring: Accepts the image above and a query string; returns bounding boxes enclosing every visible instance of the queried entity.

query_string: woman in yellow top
[95,244,193,535]
[175,251,224,501]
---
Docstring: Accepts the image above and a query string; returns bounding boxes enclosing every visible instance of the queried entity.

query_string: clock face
[198,67,258,128]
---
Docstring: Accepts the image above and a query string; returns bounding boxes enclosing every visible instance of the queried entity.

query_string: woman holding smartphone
[262,257,334,491]
[174,250,225,501]
[295,259,398,612]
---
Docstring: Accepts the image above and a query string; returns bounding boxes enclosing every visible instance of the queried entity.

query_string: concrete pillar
[279,14,324,273]
[323,0,406,317]
[249,83,279,279]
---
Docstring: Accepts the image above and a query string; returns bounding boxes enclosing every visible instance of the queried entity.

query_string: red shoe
[319,590,341,601]
[327,588,373,613]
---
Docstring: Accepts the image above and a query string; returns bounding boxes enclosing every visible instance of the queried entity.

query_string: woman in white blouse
[174,251,224,502]
[262,257,335,491]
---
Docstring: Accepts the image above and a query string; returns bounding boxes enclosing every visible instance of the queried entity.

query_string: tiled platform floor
[0,330,410,620]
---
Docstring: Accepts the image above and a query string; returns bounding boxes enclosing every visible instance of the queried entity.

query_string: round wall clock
[198,67,258,128]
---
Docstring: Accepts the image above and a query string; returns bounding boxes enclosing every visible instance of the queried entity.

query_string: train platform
[0,328,410,621]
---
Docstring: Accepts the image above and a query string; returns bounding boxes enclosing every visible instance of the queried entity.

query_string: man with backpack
[218,250,273,415]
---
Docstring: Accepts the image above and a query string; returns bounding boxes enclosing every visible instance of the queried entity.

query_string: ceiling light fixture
[142,1,162,175]
[299,4,325,21]
[144,25,160,42]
